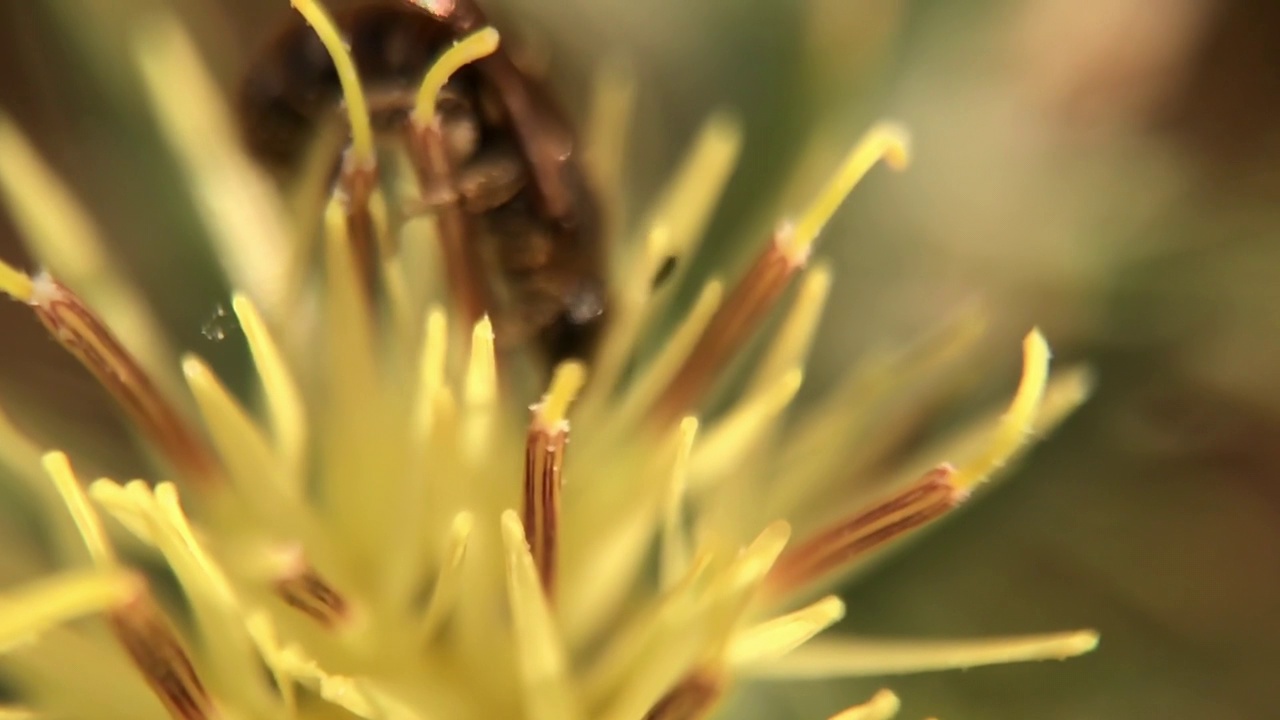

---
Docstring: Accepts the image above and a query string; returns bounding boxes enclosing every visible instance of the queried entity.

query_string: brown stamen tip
[406,123,488,326]
[108,582,216,720]
[522,413,567,600]
[337,158,381,299]
[274,555,350,627]
[642,670,725,720]
[653,230,800,423]
[28,276,221,485]
[765,464,963,596]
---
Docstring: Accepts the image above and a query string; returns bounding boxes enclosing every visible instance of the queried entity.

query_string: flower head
[0,1,1096,719]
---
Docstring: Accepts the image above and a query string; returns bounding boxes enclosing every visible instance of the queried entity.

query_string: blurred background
[1,0,1278,718]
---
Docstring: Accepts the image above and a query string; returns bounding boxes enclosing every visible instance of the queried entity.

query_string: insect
[238,0,607,366]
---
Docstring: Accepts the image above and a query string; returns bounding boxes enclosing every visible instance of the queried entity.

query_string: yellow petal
[233,293,307,487]
[418,511,475,641]
[501,511,583,720]
[748,629,1100,678]
[690,369,802,491]
[661,418,699,589]
[182,355,288,507]
[0,569,134,651]
[42,452,113,566]
[729,595,846,666]
[585,114,741,403]
[748,264,833,394]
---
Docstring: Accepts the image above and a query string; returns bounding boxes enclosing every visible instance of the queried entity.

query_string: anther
[272,549,350,627]
[108,584,216,720]
[522,362,585,598]
[25,276,221,485]
[652,231,798,421]
[642,670,725,720]
[765,465,962,596]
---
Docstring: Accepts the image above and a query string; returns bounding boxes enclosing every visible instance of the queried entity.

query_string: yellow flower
[0,1,1096,718]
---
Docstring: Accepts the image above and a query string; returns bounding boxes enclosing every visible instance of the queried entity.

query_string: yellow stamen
[382,253,415,344]
[92,480,278,706]
[726,521,793,592]
[419,511,474,640]
[690,369,802,490]
[290,0,376,169]
[1035,365,1094,434]
[951,328,1050,492]
[585,553,714,717]
[828,690,901,720]
[538,361,587,428]
[870,361,1090,516]
[323,193,378,385]
[233,293,306,482]
[748,264,832,393]
[411,28,502,129]
[639,114,744,282]
[0,569,134,650]
[412,307,450,438]
[771,307,986,518]
[585,116,742,409]
[465,316,497,407]
[245,631,420,719]
[367,184,393,257]
[661,417,698,588]
[608,280,724,428]
[0,259,32,302]
[244,611,298,714]
[728,595,846,666]
[182,355,280,502]
[782,122,910,263]
[42,452,113,566]
[100,481,236,604]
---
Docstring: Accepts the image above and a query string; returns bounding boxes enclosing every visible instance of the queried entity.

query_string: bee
[238,0,607,366]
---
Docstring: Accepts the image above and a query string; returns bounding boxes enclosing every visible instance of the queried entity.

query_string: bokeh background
[1,0,1278,718]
